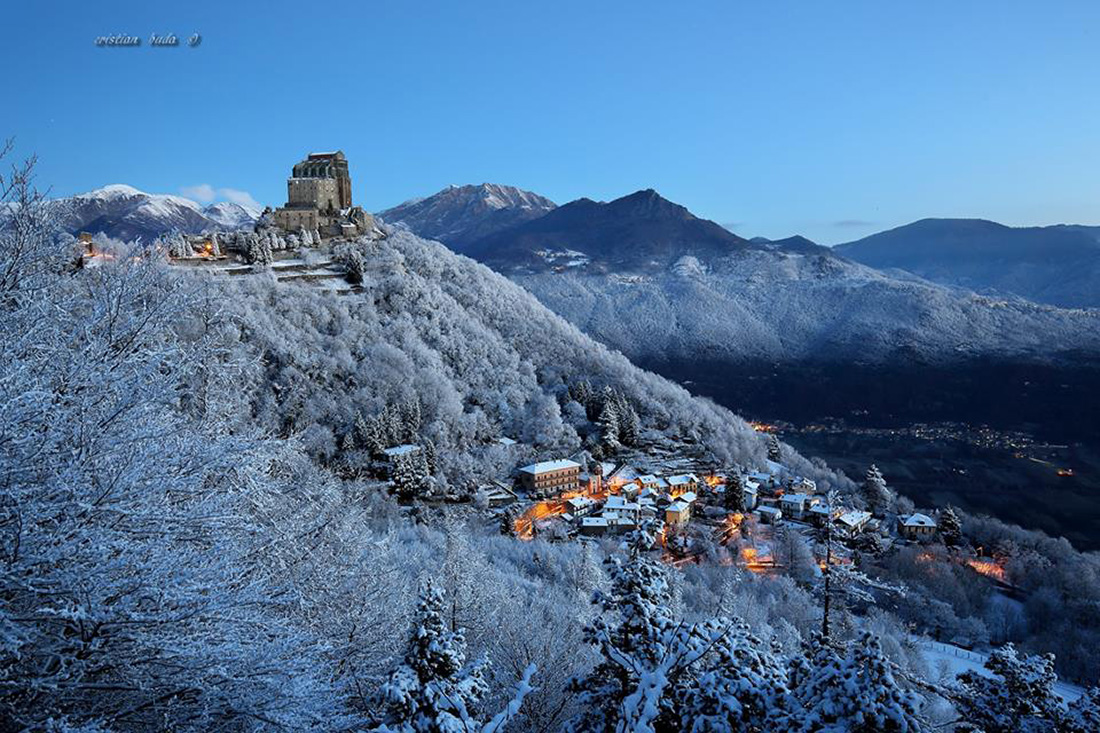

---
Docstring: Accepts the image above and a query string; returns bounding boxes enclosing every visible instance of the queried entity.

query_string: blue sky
[3,1,1099,243]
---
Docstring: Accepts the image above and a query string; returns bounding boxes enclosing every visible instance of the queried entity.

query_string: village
[476,441,947,573]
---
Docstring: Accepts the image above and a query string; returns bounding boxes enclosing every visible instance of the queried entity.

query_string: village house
[898,513,938,540]
[665,499,692,526]
[667,473,700,495]
[383,444,421,461]
[837,510,872,535]
[757,505,783,524]
[779,493,819,521]
[478,481,517,508]
[566,496,597,518]
[741,482,759,510]
[604,495,641,522]
[517,459,581,494]
[809,503,835,527]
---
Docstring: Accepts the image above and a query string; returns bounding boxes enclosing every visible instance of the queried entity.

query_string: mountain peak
[377,183,557,251]
[464,191,751,272]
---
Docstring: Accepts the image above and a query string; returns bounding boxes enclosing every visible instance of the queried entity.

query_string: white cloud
[180,183,216,204]
[218,188,262,212]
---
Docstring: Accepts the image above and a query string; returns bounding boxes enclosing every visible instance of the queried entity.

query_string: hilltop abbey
[272,151,374,238]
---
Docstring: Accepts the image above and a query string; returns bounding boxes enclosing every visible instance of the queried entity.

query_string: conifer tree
[794,632,926,732]
[422,438,437,475]
[862,464,892,517]
[724,472,746,513]
[353,410,371,447]
[938,506,963,547]
[954,644,1078,733]
[598,400,621,452]
[767,434,782,463]
[370,581,535,733]
[391,451,429,502]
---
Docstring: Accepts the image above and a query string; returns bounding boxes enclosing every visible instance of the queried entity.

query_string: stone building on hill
[272,151,374,238]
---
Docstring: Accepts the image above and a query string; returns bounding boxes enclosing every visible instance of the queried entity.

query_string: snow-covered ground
[917,639,1084,702]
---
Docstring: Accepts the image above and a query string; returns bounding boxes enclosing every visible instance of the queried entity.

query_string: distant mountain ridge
[835,218,1100,308]
[384,184,1100,364]
[44,184,261,242]
[376,183,556,251]
[464,189,758,272]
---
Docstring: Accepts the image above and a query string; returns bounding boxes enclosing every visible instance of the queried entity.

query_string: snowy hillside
[377,183,556,252]
[511,249,1100,363]
[42,184,260,242]
[836,218,1100,309]
[386,187,1100,363]
[215,228,836,480]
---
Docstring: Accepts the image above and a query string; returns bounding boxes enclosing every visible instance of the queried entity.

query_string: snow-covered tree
[247,231,272,265]
[725,472,747,513]
[392,451,430,501]
[767,434,782,463]
[370,581,535,733]
[597,399,621,452]
[938,506,963,548]
[861,465,892,517]
[954,644,1070,733]
[793,632,926,732]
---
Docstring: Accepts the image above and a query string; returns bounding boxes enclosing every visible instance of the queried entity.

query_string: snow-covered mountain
[202,200,263,230]
[835,218,1100,309]
[46,184,260,242]
[391,187,1100,364]
[376,183,556,252]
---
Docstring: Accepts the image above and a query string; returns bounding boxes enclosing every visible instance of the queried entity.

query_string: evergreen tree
[1065,688,1100,733]
[794,632,926,732]
[422,438,437,474]
[862,464,892,517]
[939,506,963,547]
[246,233,272,266]
[499,504,521,537]
[401,396,422,442]
[353,410,371,448]
[391,451,429,502]
[371,582,535,733]
[597,400,621,452]
[767,434,782,463]
[724,472,747,513]
[618,400,640,446]
[954,644,1070,733]
[366,415,388,457]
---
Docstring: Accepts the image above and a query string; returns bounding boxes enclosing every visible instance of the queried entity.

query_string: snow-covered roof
[764,459,788,474]
[567,497,594,509]
[838,510,872,528]
[519,459,580,474]
[667,500,691,513]
[748,472,771,483]
[581,517,609,527]
[780,493,812,505]
[605,496,639,511]
[383,444,420,457]
[757,506,783,516]
[902,513,937,528]
[667,474,698,487]
[810,504,833,514]
[678,491,697,504]
[496,437,517,446]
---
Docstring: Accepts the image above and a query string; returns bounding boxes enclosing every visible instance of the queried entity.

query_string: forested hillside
[3,157,1099,731]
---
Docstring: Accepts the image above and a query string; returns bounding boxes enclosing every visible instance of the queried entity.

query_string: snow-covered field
[918,639,1084,702]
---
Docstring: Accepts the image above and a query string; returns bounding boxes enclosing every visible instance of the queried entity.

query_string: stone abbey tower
[273,150,372,238]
